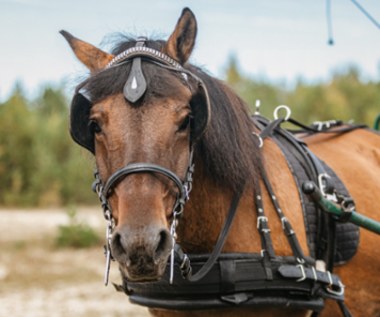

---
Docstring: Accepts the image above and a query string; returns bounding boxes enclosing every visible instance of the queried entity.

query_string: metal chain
[92,171,115,286]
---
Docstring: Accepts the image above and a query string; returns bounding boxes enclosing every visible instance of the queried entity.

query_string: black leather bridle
[87,37,211,285]
[92,153,195,285]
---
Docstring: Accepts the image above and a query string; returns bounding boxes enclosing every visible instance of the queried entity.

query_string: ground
[0,207,149,317]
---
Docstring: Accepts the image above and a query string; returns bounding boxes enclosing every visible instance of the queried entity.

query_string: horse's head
[61,8,210,282]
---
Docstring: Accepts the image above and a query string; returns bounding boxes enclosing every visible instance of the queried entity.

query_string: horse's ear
[60,30,114,72]
[164,8,197,64]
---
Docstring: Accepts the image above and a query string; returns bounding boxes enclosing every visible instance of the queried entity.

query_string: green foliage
[0,61,379,207]
[0,83,95,206]
[55,207,100,248]
[224,58,380,127]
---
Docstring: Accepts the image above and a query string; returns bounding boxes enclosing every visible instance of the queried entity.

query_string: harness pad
[272,129,360,264]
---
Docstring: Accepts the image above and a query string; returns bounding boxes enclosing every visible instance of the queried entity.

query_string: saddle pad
[274,135,360,265]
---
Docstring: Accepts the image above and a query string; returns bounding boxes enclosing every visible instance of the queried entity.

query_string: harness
[70,39,365,316]
[114,113,360,317]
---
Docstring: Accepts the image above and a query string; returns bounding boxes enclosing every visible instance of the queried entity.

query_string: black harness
[69,39,363,316]
[117,116,360,316]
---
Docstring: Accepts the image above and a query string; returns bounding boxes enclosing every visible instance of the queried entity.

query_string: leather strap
[103,163,185,200]
[278,264,342,288]
[186,189,243,282]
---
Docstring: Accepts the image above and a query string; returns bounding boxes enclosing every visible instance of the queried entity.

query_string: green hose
[303,181,380,235]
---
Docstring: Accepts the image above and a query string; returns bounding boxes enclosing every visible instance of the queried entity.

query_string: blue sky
[0,0,379,101]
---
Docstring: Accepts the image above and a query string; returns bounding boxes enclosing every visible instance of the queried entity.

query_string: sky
[0,0,379,101]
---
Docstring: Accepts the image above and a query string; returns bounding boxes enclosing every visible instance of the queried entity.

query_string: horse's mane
[188,66,262,192]
[81,36,262,193]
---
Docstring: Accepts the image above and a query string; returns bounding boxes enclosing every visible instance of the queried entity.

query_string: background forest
[1,60,379,207]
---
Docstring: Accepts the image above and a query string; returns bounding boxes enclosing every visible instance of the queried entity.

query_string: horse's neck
[177,140,309,257]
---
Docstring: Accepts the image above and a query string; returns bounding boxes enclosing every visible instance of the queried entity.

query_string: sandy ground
[0,207,150,317]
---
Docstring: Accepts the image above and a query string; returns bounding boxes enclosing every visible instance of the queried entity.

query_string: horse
[61,8,380,317]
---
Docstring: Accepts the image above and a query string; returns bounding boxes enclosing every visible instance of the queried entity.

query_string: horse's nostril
[155,229,171,259]
[112,232,126,254]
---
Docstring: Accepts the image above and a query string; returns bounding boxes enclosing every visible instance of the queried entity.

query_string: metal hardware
[257,216,268,229]
[326,280,345,296]
[252,132,263,148]
[281,217,289,230]
[296,264,307,282]
[326,271,345,296]
[273,105,291,121]
[312,266,318,281]
[169,214,179,284]
[255,99,261,115]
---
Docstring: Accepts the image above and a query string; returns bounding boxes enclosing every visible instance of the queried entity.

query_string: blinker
[123,37,148,103]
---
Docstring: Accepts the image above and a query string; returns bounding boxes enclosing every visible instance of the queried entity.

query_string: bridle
[87,37,209,285]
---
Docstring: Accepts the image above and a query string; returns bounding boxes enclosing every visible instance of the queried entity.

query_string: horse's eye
[89,120,102,134]
[178,115,191,132]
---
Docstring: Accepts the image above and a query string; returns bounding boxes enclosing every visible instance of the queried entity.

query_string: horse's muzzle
[111,224,172,281]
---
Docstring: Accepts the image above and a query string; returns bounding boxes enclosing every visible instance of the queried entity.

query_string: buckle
[296,264,307,282]
[257,216,268,229]
[326,271,345,296]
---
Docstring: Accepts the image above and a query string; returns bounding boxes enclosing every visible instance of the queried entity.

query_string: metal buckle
[257,216,268,229]
[326,271,345,296]
[296,264,307,282]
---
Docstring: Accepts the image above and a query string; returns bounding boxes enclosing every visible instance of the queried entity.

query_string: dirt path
[0,208,149,317]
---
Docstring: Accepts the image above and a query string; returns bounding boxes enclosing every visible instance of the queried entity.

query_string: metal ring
[252,132,263,148]
[326,280,345,296]
[273,105,291,121]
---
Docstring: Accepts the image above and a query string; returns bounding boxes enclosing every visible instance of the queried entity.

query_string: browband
[106,41,183,70]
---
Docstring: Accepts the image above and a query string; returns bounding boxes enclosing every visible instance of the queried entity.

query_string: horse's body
[307,130,380,316]
[62,8,380,317]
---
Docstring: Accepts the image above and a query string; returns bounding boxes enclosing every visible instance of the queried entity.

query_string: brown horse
[61,8,380,317]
